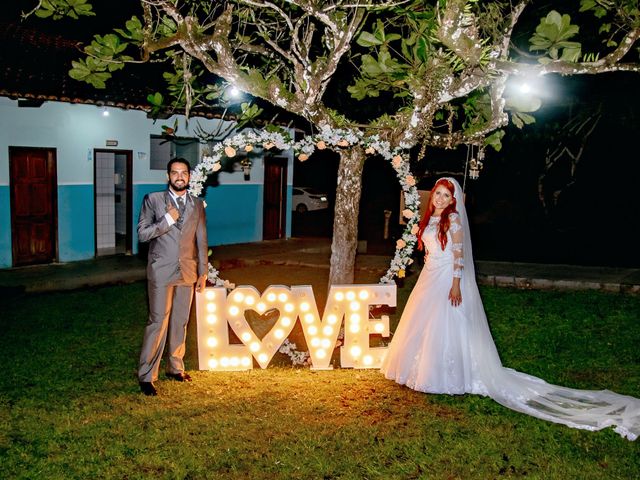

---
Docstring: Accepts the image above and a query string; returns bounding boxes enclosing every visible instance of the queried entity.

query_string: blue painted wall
[0,186,10,267]
[204,184,263,245]
[0,98,294,268]
[57,185,95,262]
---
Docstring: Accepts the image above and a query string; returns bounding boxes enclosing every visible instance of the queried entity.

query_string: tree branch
[494,28,640,75]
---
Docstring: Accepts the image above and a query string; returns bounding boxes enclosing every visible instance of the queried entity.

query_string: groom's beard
[169,179,189,191]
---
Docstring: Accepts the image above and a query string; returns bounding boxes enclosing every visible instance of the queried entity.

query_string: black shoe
[166,371,192,382]
[139,381,158,396]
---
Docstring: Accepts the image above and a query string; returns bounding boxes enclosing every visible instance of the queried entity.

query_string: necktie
[176,196,186,229]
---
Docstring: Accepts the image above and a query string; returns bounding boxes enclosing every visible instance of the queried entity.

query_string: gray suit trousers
[138,280,194,382]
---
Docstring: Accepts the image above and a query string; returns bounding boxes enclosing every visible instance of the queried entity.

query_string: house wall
[0,98,294,268]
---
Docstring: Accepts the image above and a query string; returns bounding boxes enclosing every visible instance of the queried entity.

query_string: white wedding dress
[381,178,640,441]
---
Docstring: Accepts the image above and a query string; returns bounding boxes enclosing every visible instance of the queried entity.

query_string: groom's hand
[196,274,207,292]
[167,204,180,222]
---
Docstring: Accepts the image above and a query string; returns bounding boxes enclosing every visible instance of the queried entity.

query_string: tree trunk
[328,148,365,285]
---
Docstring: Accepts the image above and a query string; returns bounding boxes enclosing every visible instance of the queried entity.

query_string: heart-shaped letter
[226,285,298,368]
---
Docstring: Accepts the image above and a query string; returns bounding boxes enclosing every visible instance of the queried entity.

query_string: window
[150,135,200,170]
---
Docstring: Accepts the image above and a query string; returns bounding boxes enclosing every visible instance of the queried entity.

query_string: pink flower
[410,224,419,234]
[365,146,375,155]
[392,155,402,168]
[402,209,414,219]
[298,153,309,161]
[396,239,406,249]
[264,142,275,150]
[337,139,349,147]
[244,145,254,152]
[316,140,327,150]
[406,175,416,186]
[212,162,222,172]
[224,146,237,158]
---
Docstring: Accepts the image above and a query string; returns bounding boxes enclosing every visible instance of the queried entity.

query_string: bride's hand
[448,282,462,307]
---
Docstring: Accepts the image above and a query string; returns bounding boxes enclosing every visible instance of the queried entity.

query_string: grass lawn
[0,278,638,479]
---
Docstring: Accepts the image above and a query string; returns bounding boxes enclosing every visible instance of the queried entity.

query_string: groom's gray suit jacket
[137,190,208,286]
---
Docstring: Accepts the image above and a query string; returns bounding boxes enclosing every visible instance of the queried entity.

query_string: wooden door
[263,156,288,240]
[9,147,58,266]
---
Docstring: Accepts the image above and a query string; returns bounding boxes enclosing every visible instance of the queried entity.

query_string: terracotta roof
[0,22,166,111]
[0,21,304,127]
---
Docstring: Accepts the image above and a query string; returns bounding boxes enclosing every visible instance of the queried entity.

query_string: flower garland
[189,126,421,363]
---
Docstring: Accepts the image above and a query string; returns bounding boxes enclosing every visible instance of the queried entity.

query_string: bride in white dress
[381,177,640,440]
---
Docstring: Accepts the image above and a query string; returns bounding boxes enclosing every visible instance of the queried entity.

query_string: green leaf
[505,96,542,113]
[347,79,378,100]
[529,10,580,60]
[147,92,164,106]
[594,6,607,18]
[598,23,611,34]
[357,31,383,47]
[35,8,54,19]
[361,54,383,76]
[560,45,581,62]
[415,37,429,63]
[516,112,536,125]
[114,17,144,42]
[484,130,505,151]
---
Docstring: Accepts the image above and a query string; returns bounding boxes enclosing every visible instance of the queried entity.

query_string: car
[292,187,329,213]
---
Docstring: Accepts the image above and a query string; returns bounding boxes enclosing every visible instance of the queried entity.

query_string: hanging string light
[464,144,484,192]
[469,145,484,180]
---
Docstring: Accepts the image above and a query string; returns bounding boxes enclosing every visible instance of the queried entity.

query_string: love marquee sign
[195,284,396,371]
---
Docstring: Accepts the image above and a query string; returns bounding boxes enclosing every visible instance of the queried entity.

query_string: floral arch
[189,125,421,286]
[188,126,421,365]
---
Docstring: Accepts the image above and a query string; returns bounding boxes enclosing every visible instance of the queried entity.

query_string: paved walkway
[0,237,638,294]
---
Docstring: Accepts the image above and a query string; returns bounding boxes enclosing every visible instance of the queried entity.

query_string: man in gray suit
[137,158,208,396]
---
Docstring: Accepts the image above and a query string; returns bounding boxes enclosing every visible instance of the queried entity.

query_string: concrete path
[0,237,638,294]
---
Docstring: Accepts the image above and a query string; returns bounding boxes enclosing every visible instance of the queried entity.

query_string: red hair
[417,179,457,251]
